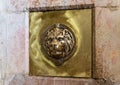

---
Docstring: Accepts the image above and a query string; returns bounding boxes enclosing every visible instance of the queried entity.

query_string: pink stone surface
[29,0,120,8]
[6,12,29,74]
[6,0,28,11]
[0,13,7,82]
[0,0,7,11]
[95,0,120,6]
[95,7,120,82]
[4,75,98,85]
[29,0,94,8]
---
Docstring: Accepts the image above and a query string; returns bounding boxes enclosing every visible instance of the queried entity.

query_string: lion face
[42,24,75,65]
[46,27,67,58]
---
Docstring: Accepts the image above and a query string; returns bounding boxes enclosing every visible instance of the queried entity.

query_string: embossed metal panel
[30,8,93,77]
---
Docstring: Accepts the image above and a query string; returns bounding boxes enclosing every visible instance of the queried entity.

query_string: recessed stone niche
[29,5,94,78]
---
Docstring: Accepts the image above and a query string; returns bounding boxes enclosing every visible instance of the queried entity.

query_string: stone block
[4,75,97,85]
[95,7,120,82]
[29,0,94,8]
[6,0,28,12]
[0,0,7,12]
[6,12,29,74]
[0,12,7,80]
[95,0,120,7]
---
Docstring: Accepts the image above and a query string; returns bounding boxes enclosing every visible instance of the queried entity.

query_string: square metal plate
[29,7,93,78]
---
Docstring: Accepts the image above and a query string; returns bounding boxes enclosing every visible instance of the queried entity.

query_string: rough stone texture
[95,0,120,7]
[6,12,29,75]
[95,7,120,82]
[0,0,28,12]
[0,12,29,85]
[6,0,28,12]
[0,0,7,12]
[29,0,120,8]
[4,75,98,85]
[0,13,7,82]
[29,0,94,8]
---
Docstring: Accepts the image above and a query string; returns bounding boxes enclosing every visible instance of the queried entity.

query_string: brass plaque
[30,9,92,77]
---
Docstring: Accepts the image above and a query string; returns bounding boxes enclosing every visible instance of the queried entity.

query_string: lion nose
[54,44,58,48]
[53,44,58,49]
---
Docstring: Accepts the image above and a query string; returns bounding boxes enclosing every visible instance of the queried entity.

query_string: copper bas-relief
[30,9,92,77]
[41,23,75,66]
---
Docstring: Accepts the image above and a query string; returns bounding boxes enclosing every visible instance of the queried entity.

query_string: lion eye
[48,38,53,42]
[58,37,63,41]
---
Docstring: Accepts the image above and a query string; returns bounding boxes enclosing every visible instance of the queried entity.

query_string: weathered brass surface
[41,23,75,66]
[30,9,92,77]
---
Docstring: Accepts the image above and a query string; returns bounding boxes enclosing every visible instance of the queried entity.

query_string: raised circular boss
[41,23,76,66]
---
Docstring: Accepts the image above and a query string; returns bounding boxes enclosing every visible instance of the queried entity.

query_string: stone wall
[0,0,120,85]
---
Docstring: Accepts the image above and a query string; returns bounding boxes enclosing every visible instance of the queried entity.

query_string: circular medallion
[41,23,75,66]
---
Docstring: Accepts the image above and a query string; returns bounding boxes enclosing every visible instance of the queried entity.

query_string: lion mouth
[49,51,65,58]
[50,51,63,55]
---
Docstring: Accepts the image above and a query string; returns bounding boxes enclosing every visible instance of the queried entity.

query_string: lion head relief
[41,23,75,66]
